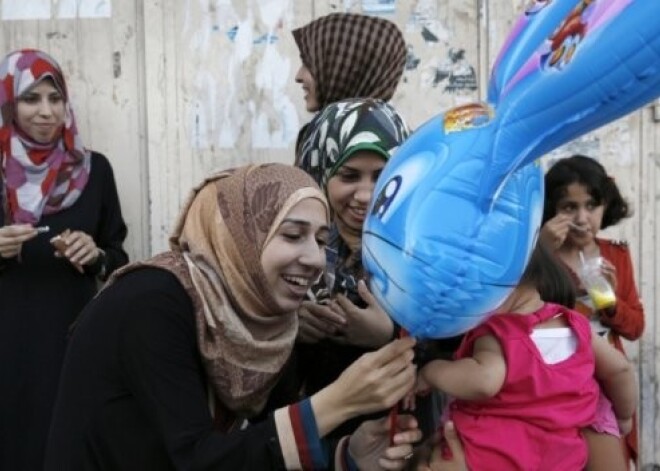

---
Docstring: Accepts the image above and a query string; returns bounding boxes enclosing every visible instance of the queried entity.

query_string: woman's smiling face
[295,64,320,112]
[260,197,329,313]
[326,151,386,232]
[15,78,65,143]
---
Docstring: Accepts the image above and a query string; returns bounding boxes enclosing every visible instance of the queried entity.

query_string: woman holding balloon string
[45,163,422,471]
[540,154,644,469]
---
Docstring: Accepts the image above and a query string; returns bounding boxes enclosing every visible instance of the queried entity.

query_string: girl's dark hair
[542,154,631,230]
[519,241,576,308]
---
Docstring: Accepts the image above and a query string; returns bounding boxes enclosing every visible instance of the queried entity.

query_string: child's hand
[415,369,433,396]
[539,214,573,250]
[402,367,433,411]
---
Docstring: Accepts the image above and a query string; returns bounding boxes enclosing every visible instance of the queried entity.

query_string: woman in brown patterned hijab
[45,163,420,470]
[292,12,407,160]
[292,12,406,112]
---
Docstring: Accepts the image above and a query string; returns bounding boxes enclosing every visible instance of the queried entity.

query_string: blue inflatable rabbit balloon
[363,0,660,339]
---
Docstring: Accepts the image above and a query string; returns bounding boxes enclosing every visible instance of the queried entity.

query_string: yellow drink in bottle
[588,287,616,310]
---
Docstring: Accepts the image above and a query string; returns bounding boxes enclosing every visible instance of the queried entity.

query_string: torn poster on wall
[183,0,299,151]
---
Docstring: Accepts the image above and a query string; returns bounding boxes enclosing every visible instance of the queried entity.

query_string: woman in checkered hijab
[292,12,407,160]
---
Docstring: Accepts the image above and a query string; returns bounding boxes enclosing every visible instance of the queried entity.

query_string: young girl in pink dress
[415,243,637,471]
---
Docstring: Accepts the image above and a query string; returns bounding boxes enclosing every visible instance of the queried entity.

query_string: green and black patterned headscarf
[297,98,410,190]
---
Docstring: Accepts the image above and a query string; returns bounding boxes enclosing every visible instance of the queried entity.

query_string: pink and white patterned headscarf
[0,48,90,224]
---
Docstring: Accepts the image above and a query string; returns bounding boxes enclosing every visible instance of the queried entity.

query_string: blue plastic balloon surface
[363,0,660,338]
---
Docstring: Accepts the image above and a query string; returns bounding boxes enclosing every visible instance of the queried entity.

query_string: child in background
[541,154,644,468]
[413,243,637,471]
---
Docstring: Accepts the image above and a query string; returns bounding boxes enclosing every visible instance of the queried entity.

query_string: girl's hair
[542,154,631,230]
[519,241,576,308]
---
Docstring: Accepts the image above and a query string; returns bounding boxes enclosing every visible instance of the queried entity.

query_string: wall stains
[405,45,421,70]
[226,26,279,45]
[112,51,121,78]
[437,48,477,92]
[46,31,68,39]
[421,26,438,42]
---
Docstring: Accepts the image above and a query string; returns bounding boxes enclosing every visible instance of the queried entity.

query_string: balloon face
[363,111,544,338]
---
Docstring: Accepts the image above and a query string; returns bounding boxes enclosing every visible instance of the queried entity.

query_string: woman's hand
[415,422,467,471]
[0,224,38,258]
[297,301,346,344]
[539,214,572,250]
[331,280,395,348]
[311,336,416,436]
[53,230,99,272]
[349,414,422,471]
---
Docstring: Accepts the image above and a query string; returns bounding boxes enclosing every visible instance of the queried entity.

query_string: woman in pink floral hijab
[0,48,90,224]
[0,49,127,471]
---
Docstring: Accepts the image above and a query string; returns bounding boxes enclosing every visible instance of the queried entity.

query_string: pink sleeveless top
[450,303,599,471]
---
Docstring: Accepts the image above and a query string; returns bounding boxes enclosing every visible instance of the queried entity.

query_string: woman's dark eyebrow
[281,218,330,232]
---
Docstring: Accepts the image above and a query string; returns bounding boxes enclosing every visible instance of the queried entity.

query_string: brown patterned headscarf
[292,13,407,109]
[107,164,328,417]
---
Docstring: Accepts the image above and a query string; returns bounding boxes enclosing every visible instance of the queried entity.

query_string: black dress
[0,152,128,471]
[44,268,316,470]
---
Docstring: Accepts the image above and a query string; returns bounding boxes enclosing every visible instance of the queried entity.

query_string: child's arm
[592,335,637,426]
[419,334,506,400]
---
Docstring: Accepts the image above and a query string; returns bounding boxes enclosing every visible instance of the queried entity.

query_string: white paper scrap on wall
[56,0,111,18]
[1,0,111,20]
[2,0,50,20]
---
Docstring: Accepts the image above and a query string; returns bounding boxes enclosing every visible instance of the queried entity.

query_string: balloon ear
[488,0,581,105]
[481,0,660,201]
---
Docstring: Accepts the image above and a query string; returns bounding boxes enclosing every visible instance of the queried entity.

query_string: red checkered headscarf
[0,49,90,224]
[292,13,407,108]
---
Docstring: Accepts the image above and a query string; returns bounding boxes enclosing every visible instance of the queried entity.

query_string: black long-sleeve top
[45,267,355,471]
[0,151,128,471]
